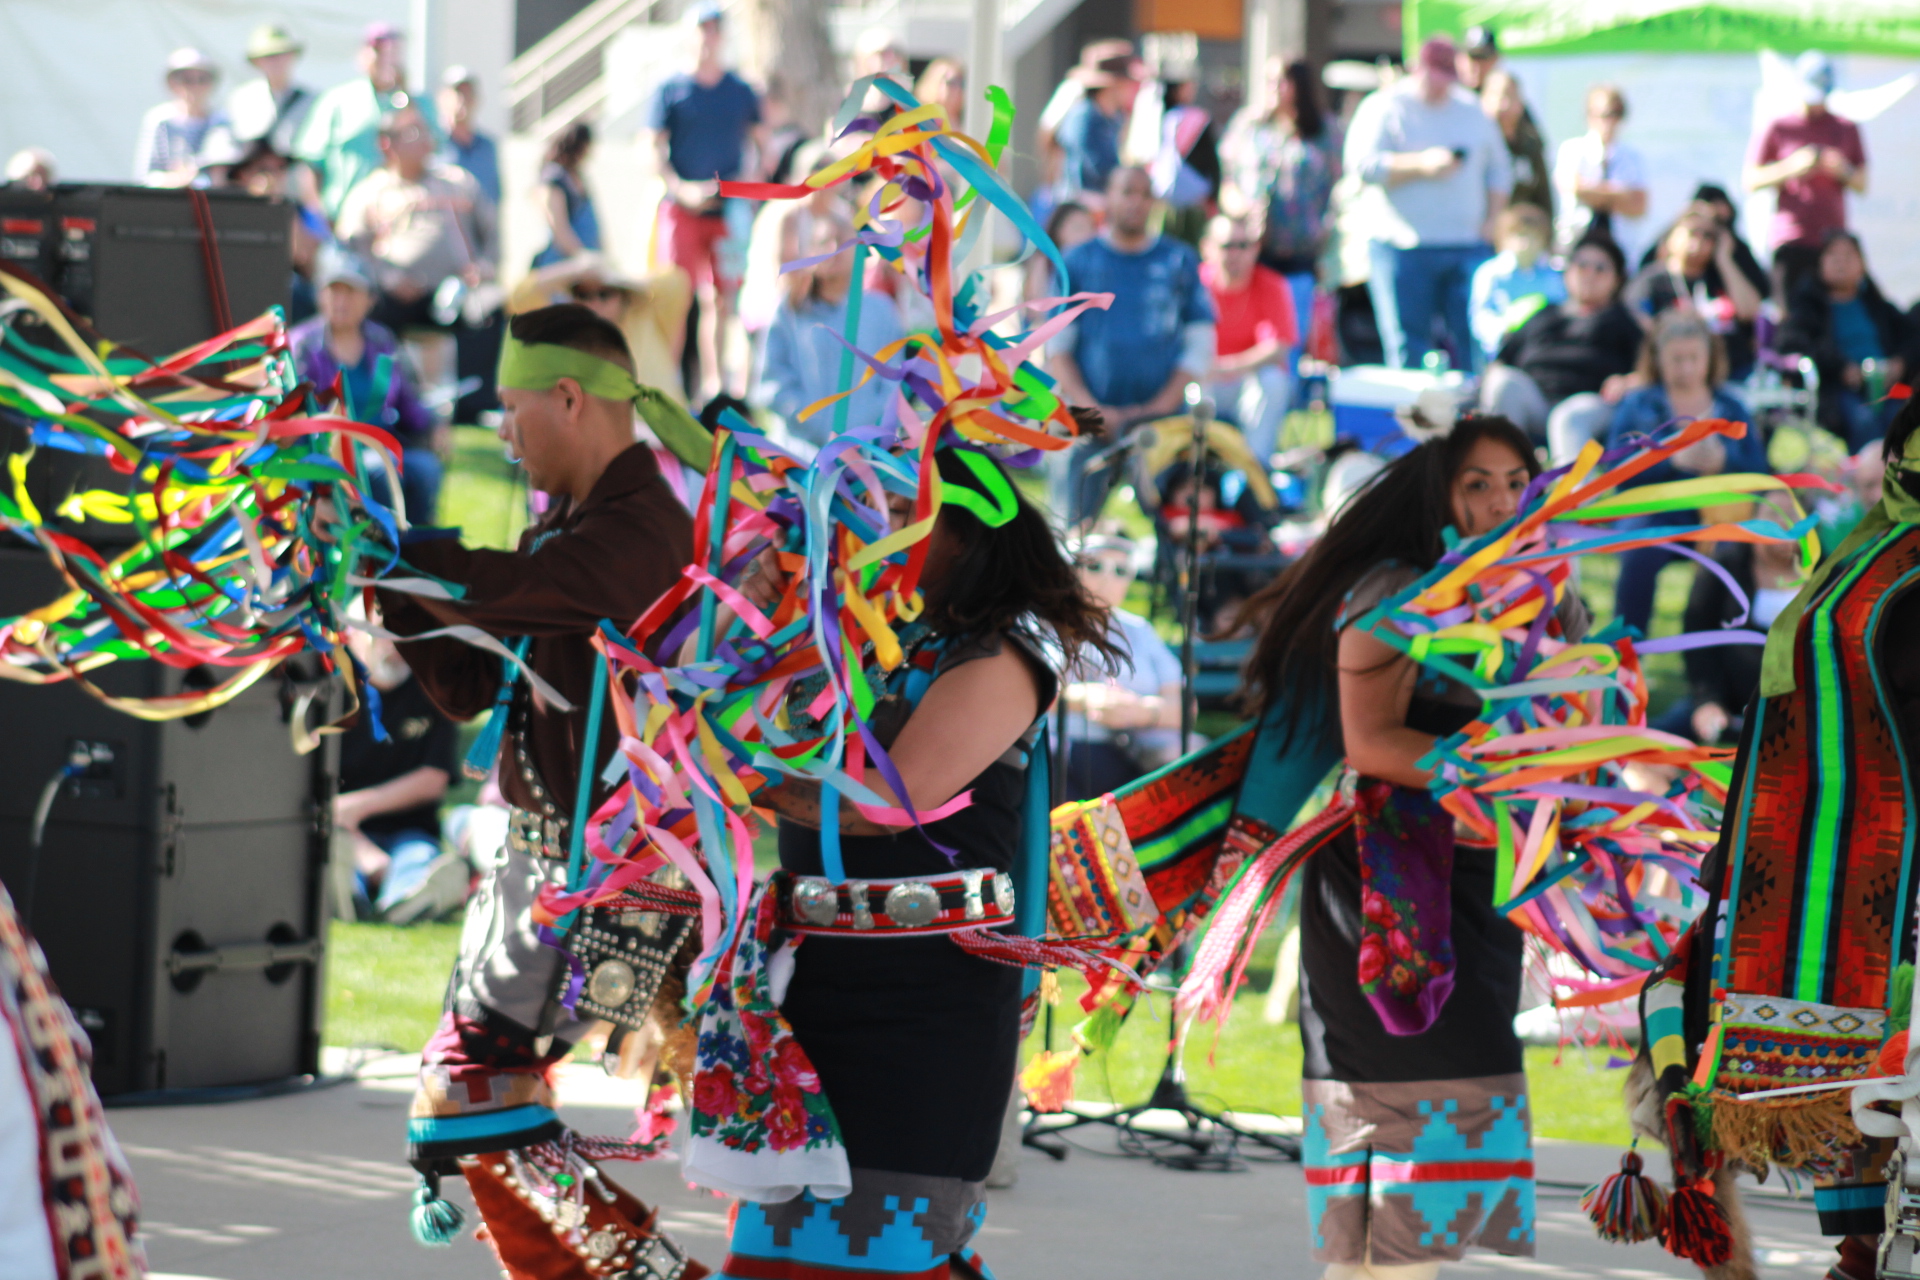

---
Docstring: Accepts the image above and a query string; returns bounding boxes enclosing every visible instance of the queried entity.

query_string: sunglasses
[384,125,427,143]
[571,286,624,302]
[174,71,214,85]
[1219,240,1257,250]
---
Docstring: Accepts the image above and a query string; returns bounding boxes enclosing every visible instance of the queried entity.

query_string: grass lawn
[323,921,1631,1145]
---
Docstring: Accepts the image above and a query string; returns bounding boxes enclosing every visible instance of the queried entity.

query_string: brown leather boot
[463,1147,710,1280]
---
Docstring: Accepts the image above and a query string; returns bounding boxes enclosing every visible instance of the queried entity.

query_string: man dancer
[373,304,705,1278]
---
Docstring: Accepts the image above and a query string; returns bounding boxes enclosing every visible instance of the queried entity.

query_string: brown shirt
[377,444,695,817]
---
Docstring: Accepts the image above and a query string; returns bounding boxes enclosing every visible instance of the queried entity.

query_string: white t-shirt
[1553,132,1649,263]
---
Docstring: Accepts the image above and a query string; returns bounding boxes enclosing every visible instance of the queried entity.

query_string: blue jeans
[362,445,444,525]
[354,827,444,916]
[1367,241,1491,370]
[1284,271,1315,404]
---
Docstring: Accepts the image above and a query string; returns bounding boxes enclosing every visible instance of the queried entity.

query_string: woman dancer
[1236,415,1569,1279]
[708,444,1120,1280]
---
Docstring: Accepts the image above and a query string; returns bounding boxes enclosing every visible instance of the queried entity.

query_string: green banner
[1408,1,1920,59]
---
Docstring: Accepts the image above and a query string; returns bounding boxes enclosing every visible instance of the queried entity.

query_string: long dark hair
[546,122,593,171]
[1888,391,1920,493]
[1234,415,1539,735]
[1282,59,1326,143]
[924,448,1123,674]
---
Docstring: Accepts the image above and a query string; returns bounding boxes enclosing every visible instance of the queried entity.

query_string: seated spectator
[1605,310,1765,635]
[1468,202,1564,370]
[337,622,466,923]
[510,254,692,406]
[1625,204,1763,378]
[336,103,496,338]
[754,214,905,453]
[1681,491,1805,746]
[1638,183,1768,295]
[1774,229,1915,451]
[289,252,442,522]
[134,48,231,187]
[1062,535,1182,800]
[1478,235,1643,462]
[1201,213,1299,466]
[1151,453,1276,632]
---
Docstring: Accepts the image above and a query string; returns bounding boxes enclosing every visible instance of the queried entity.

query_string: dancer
[1235,415,1563,1277]
[1633,397,1920,1280]
[374,304,708,1278]
[707,445,1120,1280]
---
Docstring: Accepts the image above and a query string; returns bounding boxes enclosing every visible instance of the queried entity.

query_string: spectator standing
[1035,40,1137,214]
[755,215,905,453]
[1346,36,1510,370]
[1150,73,1222,245]
[530,123,599,268]
[336,622,465,922]
[1054,51,1144,203]
[290,252,442,522]
[6,149,56,191]
[436,66,500,206]
[1775,229,1915,451]
[335,104,495,337]
[1553,84,1649,262]
[1605,310,1764,635]
[1050,165,1216,525]
[1220,57,1336,351]
[1624,205,1764,378]
[1201,213,1298,465]
[1746,51,1867,300]
[133,49,231,187]
[226,24,314,156]
[1479,234,1644,462]
[1062,535,1182,800]
[915,58,967,125]
[1481,69,1551,218]
[647,2,764,401]
[294,23,436,226]
[1468,203,1565,370]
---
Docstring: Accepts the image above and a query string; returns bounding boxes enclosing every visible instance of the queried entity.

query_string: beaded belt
[777,869,1016,937]
[505,805,570,862]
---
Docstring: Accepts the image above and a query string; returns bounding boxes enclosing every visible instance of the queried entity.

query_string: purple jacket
[288,315,434,447]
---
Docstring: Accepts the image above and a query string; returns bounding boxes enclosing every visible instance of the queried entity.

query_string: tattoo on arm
[758,777,899,837]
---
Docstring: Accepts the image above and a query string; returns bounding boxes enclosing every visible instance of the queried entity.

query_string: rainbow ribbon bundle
[1176,417,1837,1028]
[0,264,406,727]
[529,80,1107,983]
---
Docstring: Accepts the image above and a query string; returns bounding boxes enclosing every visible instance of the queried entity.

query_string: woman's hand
[1691,701,1730,744]
[1670,434,1727,476]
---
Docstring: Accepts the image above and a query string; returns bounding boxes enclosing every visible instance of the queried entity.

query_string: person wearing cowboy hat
[1052,43,1146,203]
[133,48,233,187]
[227,23,314,156]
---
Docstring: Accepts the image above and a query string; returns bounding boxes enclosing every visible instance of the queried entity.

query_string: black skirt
[1299,828,1526,1084]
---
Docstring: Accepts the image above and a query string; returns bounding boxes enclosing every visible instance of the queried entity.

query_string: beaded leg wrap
[464,1138,708,1280]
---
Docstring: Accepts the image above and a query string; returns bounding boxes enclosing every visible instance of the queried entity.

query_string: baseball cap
[1463,26,1500,58]
[1417,36,1460,78]
[442,64,477,89]
[167,47,218,78]
[1795,50,1836,104]
[692,1,725,24]
[246,24,303,60]
[363,20,402,46]
[315,249,375,293]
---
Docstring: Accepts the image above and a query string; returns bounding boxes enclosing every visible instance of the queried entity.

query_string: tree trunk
[736,0,841,142]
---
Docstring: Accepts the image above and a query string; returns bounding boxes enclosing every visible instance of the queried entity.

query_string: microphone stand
[1024,387,1300,1169]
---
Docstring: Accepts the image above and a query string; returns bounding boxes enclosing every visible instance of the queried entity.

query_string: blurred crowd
[0,14,1906,878]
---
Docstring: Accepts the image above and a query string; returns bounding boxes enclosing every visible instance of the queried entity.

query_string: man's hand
[1785,146,1823,180]
[1818,147,1855,181]
[674,178,721,209]
[1413,147,1461,179]
[1692,701,1730,744]
[738,545,785,613]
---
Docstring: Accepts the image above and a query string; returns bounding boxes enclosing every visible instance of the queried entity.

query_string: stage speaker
[0,546,335,1097]
[0,183,293,550]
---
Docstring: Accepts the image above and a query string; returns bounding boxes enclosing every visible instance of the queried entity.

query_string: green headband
[939,447,1019,528]
[497,330,713,471]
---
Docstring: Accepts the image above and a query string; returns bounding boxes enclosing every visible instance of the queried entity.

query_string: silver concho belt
[779,868,1016,936]
[505,805,570,862]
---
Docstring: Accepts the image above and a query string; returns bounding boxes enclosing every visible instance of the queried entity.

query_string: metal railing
[507,0,657,136]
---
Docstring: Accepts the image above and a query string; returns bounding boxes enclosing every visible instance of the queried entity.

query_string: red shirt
[1746,109,1864,249]
[1200,262,1300,358]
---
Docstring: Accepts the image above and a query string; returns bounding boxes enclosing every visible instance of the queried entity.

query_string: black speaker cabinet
[0,546,334,1096]
[0,183,293,551]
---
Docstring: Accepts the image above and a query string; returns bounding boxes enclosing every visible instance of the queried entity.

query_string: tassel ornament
[1662,1176,1734,1268]
[1581,1147,1669,1243]
[410,1168,466,1247]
